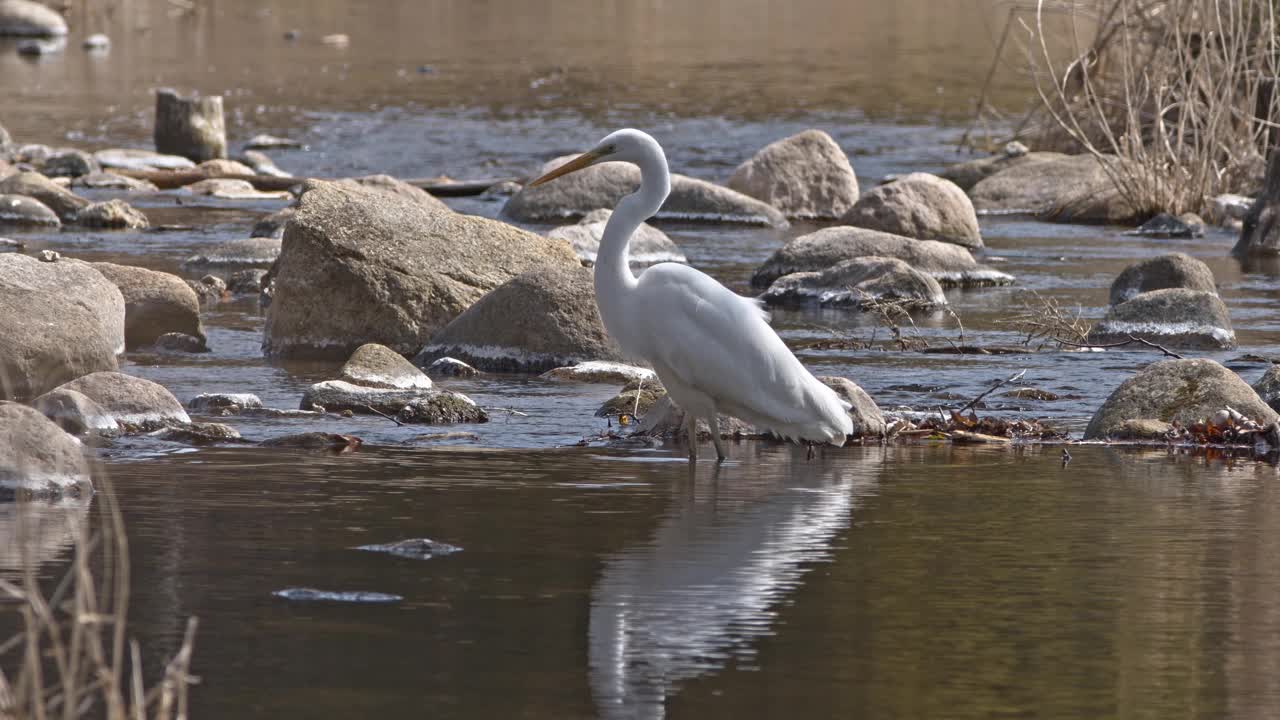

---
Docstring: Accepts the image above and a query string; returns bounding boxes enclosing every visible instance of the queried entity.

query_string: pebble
[82,33,109,50]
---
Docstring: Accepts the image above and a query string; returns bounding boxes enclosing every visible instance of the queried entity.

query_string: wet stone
[395,393,488,424]
[1087,288,1235,350]
[189,393,264,413]
[41,149,99,178]
[1127,212,1205,239]
[339,343,433,390]
[0,193,59,226]
[354,538,463,560]
[94,148,195,172]
[77,199,149,229]
[32,388,119,435]
[188,274,228,307]
[425,357,479,378]
[245,134,304,150]
[761,256,947,308]
[272,588,402,604]
[181,237,280,273]
[154,332,208,353]
[227,268,267,295]
[260,432,362,450]
[147,422,241,444]
[1108,253,1217,305]
[542,361,655,385]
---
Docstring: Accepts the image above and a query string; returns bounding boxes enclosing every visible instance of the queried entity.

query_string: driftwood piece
[154,89,227,162]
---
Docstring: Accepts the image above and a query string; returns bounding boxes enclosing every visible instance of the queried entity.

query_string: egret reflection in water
[589,453,880,718]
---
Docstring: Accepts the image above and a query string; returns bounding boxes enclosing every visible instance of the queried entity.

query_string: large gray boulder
[338,343,432,390]
[751,226,1013,289]
[88,262,205,349]
[1084,359,1277,439]
[0,254,124,401]
[154,89,227,162]
[548,208,687,265]
[0,403,90,499]
[53,371,190,428]
[1253,365,1280,413]
[841,173,981,249]
[1236,151,1280,255]
[0,171,88,220]
[1108,253,1217,305]
[0,0,67,37]
[969,153,1137,222]
[265,180,578,359]
[727,129,859,219]
[335,175,450,214]
[940,147,1062,191]
[0,194,59,227]
[761,256,947,308]
[503,155,788,227]
[415,263,626,373]
[817,376,886,437]
[1087,288,1235,350]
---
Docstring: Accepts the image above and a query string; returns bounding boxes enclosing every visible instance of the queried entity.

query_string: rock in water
[503,155,788,227]
[841,173,982,249]
[52,372,190,428]
[183,178,288,200]
[761,256,947,308]
[727,129,859,219]
[596,381,666,418]
[1236,151,1280,255]
[245,134,303,150]
[338,343,433,390]
[88,262,205,349]
[239,150,290,178]
[300,379,484,423]
[817,376,887,437]
[425,357,478,378]
[0,194,59,226]
[0,403,90,499]
[72,171,158,192]
[188,393,263,413]
[1087,288,1235,350]
[251,207,294,239]
[1084,359,1277,439]
[940,148,1062,191]
[1128,212,1204,238]
[181,237,280,273]
[272,588,402,604]
[264,180,578,359]
[32,387,118,435]
[355,538,462,560]
[969,153,1137,223]
[548,208,686,265]
[751,226,1013,289]
[154,332,206,353]
[154,88,227,162]
[1108,253,1217,305]
[94,148,195,172]
[0,254,124,401]
[77,199,149,229]
[415,263,626,372]
[635,395,763,440]
[396,394,488,424]
[0,171,88,220]
[42,149,99,178]
[0,0,67,37]
[542,361,655,385]
[1253,366,1280,413]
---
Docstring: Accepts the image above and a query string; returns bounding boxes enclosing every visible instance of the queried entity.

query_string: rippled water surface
[4,0,1280,717]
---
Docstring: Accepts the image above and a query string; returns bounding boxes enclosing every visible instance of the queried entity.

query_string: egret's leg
[707,415,727,463]
[684,413,698,461]
[806,441,815,461]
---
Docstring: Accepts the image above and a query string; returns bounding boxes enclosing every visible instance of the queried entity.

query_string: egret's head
[527,129,661,187]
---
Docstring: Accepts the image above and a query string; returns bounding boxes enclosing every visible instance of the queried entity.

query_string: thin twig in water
[485,407,529,417]
[364,405,404,426]
[1056,334,1185,358]
[631,377,645,419]
[959,369,1028,415]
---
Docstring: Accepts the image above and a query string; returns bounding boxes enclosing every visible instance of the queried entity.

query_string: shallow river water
[3,1,1280,718]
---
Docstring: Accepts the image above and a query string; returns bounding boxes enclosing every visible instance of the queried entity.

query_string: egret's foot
[806,442,815,461]
[716,452,726,464]
[684,414,698,462]
[708,415,727,464]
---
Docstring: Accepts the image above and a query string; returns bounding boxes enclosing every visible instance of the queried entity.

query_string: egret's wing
[635,264,845,433]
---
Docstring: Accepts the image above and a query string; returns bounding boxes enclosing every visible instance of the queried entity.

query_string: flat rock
[31,387,118,435]
[53,371,190,429]
[300,379,479,423]
[940,149,1064,191]
[72,171,159,192]
[1108,253,1217,305]
[415,263,626,373]
[841,173,981,249]
[335,174,450,213]
[761,256,947,308]
[395,394,488,424]
[265,180,578,359]
[183,178,290,200]
[89,261,204,349]
[750,226,1013,289]
[77,199,148,229]
[245,134,303,150]
[0,0,67,37]
[0,171,88,220]
[817,376,886,437]
[181,237,280,272]
[425,357,478,378]
[94,148,195,172]
[542,361,655,385]
[548,208,686,265]
[339,343,433,390]
[1087,288,1235,350]
[1252,366,1280,413]
[727,129,859,219]
[0,193,59,226]
[188,392,263,413]
[503,155,788,227]
[1084,359,1277,439]
[0,254,124,401]
[355,538,462,559]
[0,403,89,499]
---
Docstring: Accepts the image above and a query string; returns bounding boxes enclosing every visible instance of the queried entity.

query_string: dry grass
[997,289,1094,348]
[0,477,198,720]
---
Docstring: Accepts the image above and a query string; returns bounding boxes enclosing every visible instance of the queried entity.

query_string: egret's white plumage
[529,129,852,461]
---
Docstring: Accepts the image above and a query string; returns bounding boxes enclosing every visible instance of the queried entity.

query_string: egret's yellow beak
[527,148,608,187]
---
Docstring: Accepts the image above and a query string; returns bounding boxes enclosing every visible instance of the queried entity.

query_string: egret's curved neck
[596,146,670,318]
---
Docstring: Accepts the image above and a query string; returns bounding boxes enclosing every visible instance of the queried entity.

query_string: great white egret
[528,129,853,462]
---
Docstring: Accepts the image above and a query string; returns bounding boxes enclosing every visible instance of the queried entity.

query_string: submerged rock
[760,256,947,308]
[183,178,289,200]
[1087,288,1235,350]
[89,261,204,349]
[188,392,263,414]
[0,193,59,226]
[415,263,625,373]
[42,149,99,178]
[338,343,433,390]
[32,388,118,435]
[425,357,478,379]
[940,148,1062,191]
[0,0,68,37]
[154,332,207,353]
[265,180,578,359]
[817,376,886,437]
[147,422,241,444]
[548,208,686,265]
[1252,366,1280,413]
[542,361,655,385]
[1084,359,1277,439]
[396,394,488,424]
[300,380,482,423]
[750,226,1013,289]
[0,254,125,401]
[53,372,190,429]
[272,588,402,604]
[94,148,195,172]
[0,403,90,499]
[154,89,227,163]
[259,432,362,450]
[841,173,981,249]
[727,129,859,219]
[1127,212,1204,238]
[1108,253,1217,305]
[355,538,462,560]
[181,237,280,273]
[0,171,89,220]
[77,199,149,229]
[72,171,159,192]
[503,155,788,227]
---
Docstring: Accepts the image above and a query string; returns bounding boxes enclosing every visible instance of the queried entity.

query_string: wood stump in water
[154,88,226,162]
